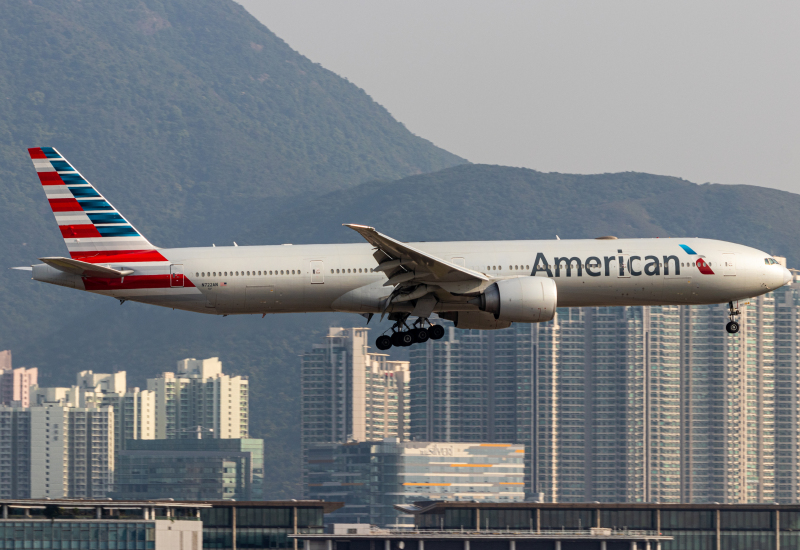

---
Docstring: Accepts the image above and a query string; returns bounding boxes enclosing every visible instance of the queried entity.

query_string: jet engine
[470,277,557,323]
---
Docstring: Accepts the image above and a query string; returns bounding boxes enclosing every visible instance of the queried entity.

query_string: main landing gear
[726,301,741,334]
[375,317,445,350]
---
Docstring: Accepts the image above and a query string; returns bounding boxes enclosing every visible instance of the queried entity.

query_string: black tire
[399,331,414,347]
[391,332,404,347]
[376,335,392,351]
[413,328,429,344]
[429,325,446,340]
[726,321,740,334]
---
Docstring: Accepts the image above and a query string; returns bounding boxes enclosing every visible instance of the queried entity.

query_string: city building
[111,438,264,501]
[0,350,37,407]
[300,328,410,491]
[410,292,790,504]
[0,402,115,499]
[0,499,207,550]
[198,500,338,550]
[33,404,114,499]
[393,501,800,550]
[0,407,30,498]
[0,498,342,550]
[32,370,155,454]
[306,440,524,528]
[299,526,670,550]
[147,357,249,439]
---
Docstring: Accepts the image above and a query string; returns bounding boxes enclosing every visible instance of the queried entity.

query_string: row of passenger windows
[487,261,711,271]
[197,270,296,277]
[196,268,375,277]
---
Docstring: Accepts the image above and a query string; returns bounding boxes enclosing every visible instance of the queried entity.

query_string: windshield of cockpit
[765,258,780,265]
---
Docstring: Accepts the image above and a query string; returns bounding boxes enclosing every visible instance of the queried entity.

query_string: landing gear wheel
[412,328,429,343]
[390,332,404,347]
[429,325,445,340]
[397,331,414,347]
[376,335,392,351]
[726,321,740,334]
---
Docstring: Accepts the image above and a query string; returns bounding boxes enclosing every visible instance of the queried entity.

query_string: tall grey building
[410,288,795,504]
[300,327,410,493]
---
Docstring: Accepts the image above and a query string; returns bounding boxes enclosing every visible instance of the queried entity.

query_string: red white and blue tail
[28,147,165,263]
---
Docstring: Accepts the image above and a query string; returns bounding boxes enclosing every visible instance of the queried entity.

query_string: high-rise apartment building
[147,357,248,439]
[0,350,38,407]
[1,402,115,499]
[0,407,31,498]
[300,327,410,492]
[32,371,155,454]
[410,292,792,504]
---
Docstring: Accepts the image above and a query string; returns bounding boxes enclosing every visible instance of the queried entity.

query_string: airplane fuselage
[32,237,791,316]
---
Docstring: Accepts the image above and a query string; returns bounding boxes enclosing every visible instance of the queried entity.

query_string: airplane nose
[784,267,793,285]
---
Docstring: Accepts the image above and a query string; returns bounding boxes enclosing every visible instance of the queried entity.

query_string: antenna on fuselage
[556,235,560,240]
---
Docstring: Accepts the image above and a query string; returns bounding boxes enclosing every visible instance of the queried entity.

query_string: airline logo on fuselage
[531,246,714,277]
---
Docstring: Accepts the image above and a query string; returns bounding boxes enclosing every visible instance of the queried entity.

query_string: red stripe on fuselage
[49,198,83,212]
[696,259,715,275]
[38,172,63,185]
[69,250,169,263]
[28,147,47,159]
[83,274,196,291]
[59,225,102,238]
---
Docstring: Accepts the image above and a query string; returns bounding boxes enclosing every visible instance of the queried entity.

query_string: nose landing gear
[374,316,444,350]
[726,301,741,334]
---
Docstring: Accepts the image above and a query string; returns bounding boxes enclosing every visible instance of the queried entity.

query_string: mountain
[241,164,800,266]
[4,0,799,500]
[0,0,463,498]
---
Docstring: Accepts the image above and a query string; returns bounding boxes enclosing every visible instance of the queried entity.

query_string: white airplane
[20,147,792,350]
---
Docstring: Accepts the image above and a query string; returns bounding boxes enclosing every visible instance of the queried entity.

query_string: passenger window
[213,272,216,277]
[292,270,296,274]
[258,271,261,275]
[224,272,227,276]
[331,269,334,274]
[526,265,529,270]
[359,268,362,273]
[337,269,340,273]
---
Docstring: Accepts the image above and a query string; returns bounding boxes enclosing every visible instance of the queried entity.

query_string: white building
[32,371,155,454]
[147,357,249,439]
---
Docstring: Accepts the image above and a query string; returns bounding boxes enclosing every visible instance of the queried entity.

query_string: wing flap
[345,224,488,284]
[39,257,134,278]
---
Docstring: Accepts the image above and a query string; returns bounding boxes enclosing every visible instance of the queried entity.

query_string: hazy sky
[238,1,800,193]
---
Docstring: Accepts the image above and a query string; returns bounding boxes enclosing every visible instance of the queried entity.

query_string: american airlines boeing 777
[20,147,792,350]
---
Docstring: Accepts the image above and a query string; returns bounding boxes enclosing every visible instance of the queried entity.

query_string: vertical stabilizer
[28,147,164,263]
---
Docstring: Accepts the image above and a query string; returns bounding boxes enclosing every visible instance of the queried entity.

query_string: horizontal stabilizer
[39,257,134,278]
[10,267,33,271]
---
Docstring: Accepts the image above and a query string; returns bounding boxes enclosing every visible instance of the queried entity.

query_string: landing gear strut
[726,301,740,334]
[374,316,445,350]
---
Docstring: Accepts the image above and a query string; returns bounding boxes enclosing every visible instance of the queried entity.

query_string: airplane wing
[344,224,488,285]
[39,257,134,278]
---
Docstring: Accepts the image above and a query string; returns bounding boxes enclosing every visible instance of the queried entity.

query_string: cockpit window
[765,258,780,265]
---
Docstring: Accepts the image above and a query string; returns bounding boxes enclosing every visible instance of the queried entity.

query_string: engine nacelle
[439,311,512,330]
[472,277,557,323]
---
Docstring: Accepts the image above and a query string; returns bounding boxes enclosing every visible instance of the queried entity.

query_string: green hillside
[0,0,462,498]
[242,164,800,266]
